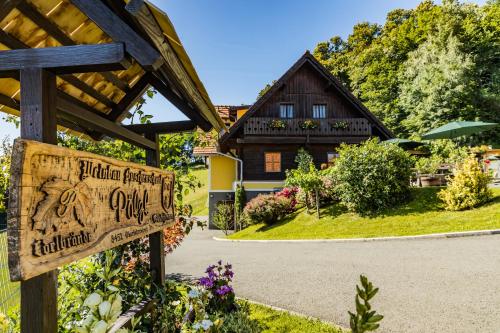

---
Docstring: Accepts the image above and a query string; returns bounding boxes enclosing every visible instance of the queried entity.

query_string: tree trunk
[315,189,320,219]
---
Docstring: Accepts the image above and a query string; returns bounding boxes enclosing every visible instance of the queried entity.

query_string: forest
[313,0,499,144]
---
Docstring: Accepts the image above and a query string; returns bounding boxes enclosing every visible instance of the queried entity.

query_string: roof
[0,0,225,138]
[220,51,393,143]
[193,145,218,156]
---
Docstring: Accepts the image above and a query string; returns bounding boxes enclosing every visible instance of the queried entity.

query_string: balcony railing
[244,117,372,136]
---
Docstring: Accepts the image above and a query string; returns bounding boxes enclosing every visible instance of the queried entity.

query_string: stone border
[213,229,500,243]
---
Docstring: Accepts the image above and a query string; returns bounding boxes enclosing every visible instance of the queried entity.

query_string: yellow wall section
[210,156,237,190]
[236,109,248,120]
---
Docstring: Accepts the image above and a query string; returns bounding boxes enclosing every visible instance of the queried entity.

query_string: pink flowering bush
[243,189,297,225]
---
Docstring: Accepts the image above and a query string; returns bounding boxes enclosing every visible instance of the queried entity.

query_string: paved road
[166,227,500,333]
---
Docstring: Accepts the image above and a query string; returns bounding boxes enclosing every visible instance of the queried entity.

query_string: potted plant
[268,119,287,130]
[330,120,349,130]
[299,119,319,130]
[415,156,444,186]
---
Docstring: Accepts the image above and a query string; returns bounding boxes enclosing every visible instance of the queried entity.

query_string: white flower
[188,289,200,299]
[192,322,201,330]
[83,293,102,308]
[171,300,180,306]
[200,319,213,330]
[91,320,108,333]
[98,301,111,318]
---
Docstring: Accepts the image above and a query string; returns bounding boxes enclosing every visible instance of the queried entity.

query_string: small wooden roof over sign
[0,0,225,148]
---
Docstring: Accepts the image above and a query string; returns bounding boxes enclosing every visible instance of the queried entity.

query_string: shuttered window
[313,104,326,118]
[280,104,294,118]
[265,152,281,172]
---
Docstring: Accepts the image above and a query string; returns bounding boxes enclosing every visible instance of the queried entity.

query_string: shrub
[332,138,413,215]
[243,193,292,225]
[234,185,247,229]
[438,157,492,211]
[213,202,234,235]
[414,156,442,174]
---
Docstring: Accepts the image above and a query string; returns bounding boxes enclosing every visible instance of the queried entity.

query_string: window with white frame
[280,104,294,118]
[312,104,326,119]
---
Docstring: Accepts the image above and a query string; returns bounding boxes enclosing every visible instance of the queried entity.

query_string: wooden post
[19,68,58,333]
[145,133,165,288]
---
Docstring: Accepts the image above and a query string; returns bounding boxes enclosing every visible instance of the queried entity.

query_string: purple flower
[205,265,216,273]
[215,285,233,296]
[199,277,214,288]
[217,260,222,265]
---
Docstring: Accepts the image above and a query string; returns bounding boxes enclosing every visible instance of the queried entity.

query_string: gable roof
[220,51,393,143]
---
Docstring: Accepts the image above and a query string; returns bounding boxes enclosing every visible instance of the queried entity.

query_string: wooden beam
[108,73,151,121]
[0,43,130,74]
[144,133,166,290]
[15,1,130,92]
[0,30,118,108]
[0,93,19,110]
[149,74,212,132]
[237,136,369,144]
[126,0,221,131]
[19,68,58,333]
[124,120,196,135]
[108,299,157,333]
[57,95,156,150]
[70,0,163,71]
[0,0,22,22]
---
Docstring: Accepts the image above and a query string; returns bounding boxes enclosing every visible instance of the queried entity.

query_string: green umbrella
[383,138,425,149]
[421,121,498,140]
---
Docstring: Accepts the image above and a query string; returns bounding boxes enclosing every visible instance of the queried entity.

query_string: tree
[285,148,322,218]
[212,202,234,235]
[257,80,276,100]
[399,30,475,135]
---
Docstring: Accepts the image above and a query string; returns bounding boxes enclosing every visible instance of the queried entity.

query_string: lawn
[248,302,343,333]
[184,168,209,216]
[229,187,500,240]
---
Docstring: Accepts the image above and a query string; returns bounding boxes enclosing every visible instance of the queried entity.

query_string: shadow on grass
[371,187,443,218]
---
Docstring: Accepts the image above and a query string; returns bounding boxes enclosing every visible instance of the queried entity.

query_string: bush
[213,202,234,235]
[438,157,492,211]
[219,302,261,333]
[243,193,293,225]
[414,156,442,174]
[332,138,413,215]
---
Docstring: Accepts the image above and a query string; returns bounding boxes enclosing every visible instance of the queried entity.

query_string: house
[195,51,393,228]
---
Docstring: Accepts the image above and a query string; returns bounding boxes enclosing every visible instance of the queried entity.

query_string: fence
[0,213,20,315]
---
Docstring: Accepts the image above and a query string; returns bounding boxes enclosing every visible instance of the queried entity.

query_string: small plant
[348,275,383,333]
[299,119,319,130]
[330,120,349,130]
[198,260,236,313]
[213,202,234,235]
[268,119,287,129]
[438,157,492,211]
[234,185,247,230]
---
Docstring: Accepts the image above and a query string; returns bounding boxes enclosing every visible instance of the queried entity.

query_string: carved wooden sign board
[8,139,175,281]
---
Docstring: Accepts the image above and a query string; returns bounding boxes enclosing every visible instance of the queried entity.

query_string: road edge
[214,229,500,243]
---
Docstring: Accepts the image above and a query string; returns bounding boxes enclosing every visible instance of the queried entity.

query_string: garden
[223,138,499,241]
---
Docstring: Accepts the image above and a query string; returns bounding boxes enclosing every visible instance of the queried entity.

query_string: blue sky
[0,0,486,140]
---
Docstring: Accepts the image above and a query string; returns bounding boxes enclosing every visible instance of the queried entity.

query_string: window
[313,104,326,119]
[265,152,281,172]
[280,104,294,118]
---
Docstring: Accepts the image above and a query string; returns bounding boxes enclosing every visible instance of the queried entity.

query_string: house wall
[241,144,337,181]
[209,155,237,191]
[254,63,363,119]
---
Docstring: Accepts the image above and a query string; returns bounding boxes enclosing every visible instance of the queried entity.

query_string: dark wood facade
[221,51,393,182]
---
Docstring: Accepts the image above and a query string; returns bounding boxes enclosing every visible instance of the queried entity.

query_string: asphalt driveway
[165,227,500,333]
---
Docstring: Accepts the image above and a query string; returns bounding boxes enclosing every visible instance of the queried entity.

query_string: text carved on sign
[8,139,175,281]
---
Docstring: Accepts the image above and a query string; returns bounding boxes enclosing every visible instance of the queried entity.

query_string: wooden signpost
[8,139,175,281]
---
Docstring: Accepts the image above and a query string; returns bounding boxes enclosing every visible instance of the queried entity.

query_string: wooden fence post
[19,68,58,333]
[145,133,165,288]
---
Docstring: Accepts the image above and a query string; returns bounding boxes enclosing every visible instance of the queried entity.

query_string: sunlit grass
[248,302,343,333]
[184,168,208,216]
[230,188,500,240]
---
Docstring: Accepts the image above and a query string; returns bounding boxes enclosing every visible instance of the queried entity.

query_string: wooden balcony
[244,117,372,137]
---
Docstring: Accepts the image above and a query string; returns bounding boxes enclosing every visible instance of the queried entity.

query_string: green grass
[249,303,343,333]
[184,168,209,216]
[229,188,500,240]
